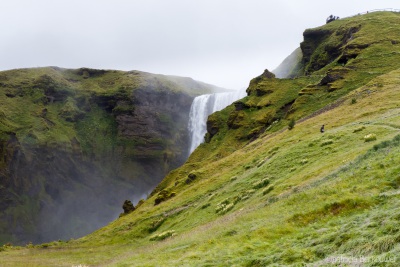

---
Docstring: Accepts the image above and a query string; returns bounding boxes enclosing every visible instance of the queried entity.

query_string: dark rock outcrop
[319,68,349,86]
[300,28,333,73]
[207,114,220,137]
[300,25,362,74]
[122,200,135,215]
[260,69,276,79]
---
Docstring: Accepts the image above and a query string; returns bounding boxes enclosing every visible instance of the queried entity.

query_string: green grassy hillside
[2,11,400,266]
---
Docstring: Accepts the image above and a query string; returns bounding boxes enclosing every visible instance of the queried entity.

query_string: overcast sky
[0,1,397,89]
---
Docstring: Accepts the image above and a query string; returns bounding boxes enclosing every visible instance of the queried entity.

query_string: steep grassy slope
[0,67,224,245]
[2,11,400,266]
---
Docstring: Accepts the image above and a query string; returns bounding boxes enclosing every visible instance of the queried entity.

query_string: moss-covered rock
[207,113,221,137]
[185,173,197,184]
[154,189,176,205]
[59,97,84,122]
[120,200,135,217]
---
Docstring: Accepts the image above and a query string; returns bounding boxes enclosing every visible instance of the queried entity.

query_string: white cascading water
[188,89,247,154]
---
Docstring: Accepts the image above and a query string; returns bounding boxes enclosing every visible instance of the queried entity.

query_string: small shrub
[216,199,235,214]
[364,133,377,142]
[222,203,234,213]
[185,173,197,184]
[257,158,268,167]
[321,140,334,146]
[200,203,211,209]
[266,196,278,204]
[353,126,365,133]
[154,195,164,205]
[300,158,308,165]
[234,196,244,203]
[149,230,176,241]
[148,217,166,233]
[121,200,135,215]
[233,189,256,204]
[244,165,252,170]
[288,119,296,130]
[262,185,274,195]
[253,178,270,189]
[351,98,357,104]
[224,230,238,236]
[240,189,256,201]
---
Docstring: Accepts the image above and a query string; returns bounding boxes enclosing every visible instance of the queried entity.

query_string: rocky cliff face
[300,23,361,75]
[0,67,223,245]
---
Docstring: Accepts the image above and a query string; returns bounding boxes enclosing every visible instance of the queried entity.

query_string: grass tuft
[149,230,176,241]
[364,133,377,142]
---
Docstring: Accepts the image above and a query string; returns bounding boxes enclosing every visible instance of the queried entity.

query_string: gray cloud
[0,0,396,89]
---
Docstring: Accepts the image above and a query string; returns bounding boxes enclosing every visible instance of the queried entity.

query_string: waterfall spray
[188,89,246,154]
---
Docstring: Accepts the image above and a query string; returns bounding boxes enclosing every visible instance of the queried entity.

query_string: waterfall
[188,89,247,154]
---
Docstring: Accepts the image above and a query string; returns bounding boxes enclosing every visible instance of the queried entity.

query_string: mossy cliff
[189,11,400,163]
[2,11,400,266]
[0,67,223,244]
